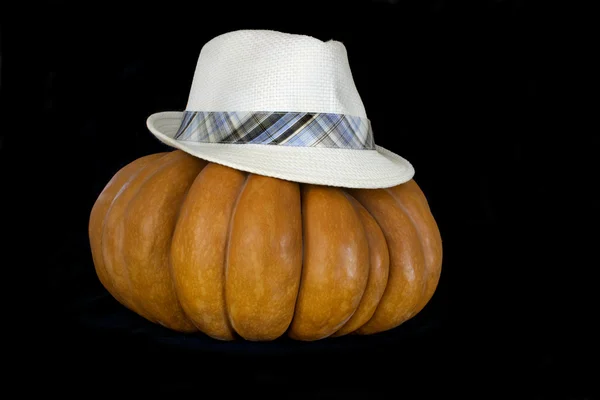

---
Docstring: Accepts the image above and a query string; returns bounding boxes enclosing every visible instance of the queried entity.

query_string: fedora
[147,29,414,188]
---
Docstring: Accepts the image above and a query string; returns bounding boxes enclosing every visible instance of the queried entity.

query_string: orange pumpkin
[89,150,442,341]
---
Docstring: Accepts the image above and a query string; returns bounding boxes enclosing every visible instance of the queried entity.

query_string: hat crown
[185,30,367,118]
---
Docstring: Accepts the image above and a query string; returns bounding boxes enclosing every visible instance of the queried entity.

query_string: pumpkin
[89,150,442,341]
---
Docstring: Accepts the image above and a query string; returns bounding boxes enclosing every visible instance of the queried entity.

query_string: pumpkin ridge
[170,163,246,339]
[225,176,302,340]
[100,152,176,319]
[288,183,307,337]
[332,190,390,336]
[349,188,426,334]
[117,151,193,325]
[337,191,371,327]
[384,186,427,320]
[386,182,443,315]
[288,185,370,340]
[91,153,165,307]
[223,171,250,338]
[166,158,209,327]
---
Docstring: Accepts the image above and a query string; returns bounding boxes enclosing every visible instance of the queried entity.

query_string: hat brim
[147,111,415,189]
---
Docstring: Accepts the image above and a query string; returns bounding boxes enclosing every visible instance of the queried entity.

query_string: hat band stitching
[173,111,375,150]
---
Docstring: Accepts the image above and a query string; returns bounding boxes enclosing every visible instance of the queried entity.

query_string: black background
[1,0,596,397]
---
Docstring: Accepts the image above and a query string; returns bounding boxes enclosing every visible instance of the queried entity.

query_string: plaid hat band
[173,111,375,150]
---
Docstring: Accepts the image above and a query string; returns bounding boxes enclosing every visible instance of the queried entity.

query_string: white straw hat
[147,29,414,188]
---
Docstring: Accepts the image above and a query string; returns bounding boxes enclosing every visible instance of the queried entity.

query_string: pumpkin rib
[349,188,426,335]
[223,171,250,339]
[288,189,307,336]
[288,185,370,341]
[386,181,443,315]
[100,152,175,321]
[124,152,204,331]
[330,191,370,336]
[90,153,166,308]
[225,176,303,340]
[170,163,246,340]
[166,159,210,325]
[117,151,199,330]
[382,186,427,320]
[332,191,390,336]
[116,152,186,322]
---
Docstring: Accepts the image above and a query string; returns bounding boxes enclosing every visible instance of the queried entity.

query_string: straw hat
[147,29,414,188]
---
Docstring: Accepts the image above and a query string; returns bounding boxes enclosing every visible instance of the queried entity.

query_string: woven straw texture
[147,30,414,188]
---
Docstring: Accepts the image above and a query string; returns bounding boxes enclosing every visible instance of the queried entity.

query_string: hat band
[173,111,375,150]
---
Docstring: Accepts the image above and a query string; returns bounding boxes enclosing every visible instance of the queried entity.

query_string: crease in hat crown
[146,29,415,189]
[184,29,368,118]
